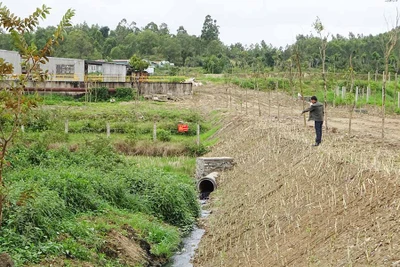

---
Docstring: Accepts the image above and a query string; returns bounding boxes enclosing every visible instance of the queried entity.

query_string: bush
[91,87,109,102]
[157,129,171,142]
[124,168,200,228]
[26,109,58,132]
[185,142,209,156]
[115,87,135,101]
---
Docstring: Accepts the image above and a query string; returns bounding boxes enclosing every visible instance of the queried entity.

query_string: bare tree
[294,45,307,127]
[381,10,399,142]
[348,52,356,136]
[313,17,329,131]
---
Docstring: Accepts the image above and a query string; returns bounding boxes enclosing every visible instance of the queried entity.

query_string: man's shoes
[312,143,320,147]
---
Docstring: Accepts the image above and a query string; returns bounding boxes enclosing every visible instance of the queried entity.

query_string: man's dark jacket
[302,102,324,121]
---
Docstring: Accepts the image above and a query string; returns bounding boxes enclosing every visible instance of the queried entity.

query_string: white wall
[102,63,126,82]
[42,57,85,81]
[0,50,21,75]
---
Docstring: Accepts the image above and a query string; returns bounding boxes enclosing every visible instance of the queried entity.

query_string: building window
[56,64,75,74]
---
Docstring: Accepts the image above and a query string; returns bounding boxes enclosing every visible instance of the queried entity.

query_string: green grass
[2,142,199,266]
[0,96,224,266]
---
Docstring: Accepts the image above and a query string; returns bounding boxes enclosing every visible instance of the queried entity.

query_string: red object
[178,124,189,133]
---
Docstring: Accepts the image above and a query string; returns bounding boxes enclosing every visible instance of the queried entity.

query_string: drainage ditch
[166,157,234,267]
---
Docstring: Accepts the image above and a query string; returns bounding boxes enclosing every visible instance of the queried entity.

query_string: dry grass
[191,84,400,267]
[114,140,187,157]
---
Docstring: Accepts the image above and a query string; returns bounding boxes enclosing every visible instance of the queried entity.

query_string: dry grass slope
[192,84,400,267]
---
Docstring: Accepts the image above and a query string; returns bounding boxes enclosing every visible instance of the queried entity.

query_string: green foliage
[91,87,109,102]
[201,15,220,43]
[126,168,199,228]
[0,5,398,74]
[115,87,135,101]
[1,138,200,264]
[157,129,172,142]
[185,142,209,157]
[129,54,149,72]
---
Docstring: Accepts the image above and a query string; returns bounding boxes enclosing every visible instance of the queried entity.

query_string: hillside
[191,84,400,266]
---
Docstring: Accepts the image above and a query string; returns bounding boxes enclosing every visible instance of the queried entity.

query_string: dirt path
[187,84,400,267]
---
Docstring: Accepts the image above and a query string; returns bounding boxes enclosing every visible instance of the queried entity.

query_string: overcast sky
[2,0,399,47]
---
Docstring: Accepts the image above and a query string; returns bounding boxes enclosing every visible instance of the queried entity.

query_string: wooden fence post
[153,122,157,141]
[65,120,69,134]
[367,86,371,102]
[197,124,200,146]
[355,87,359,105]
[398,92,400,109]
[107,122,110,138]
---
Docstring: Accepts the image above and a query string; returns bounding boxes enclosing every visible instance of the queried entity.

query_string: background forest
[0,14,398,74]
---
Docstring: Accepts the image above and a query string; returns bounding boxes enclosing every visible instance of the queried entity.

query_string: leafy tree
[0,30,11,50]
[144,22,159,33]
[136,30,160,56]
[161,37,182,64]
[159,23,169,35]
[102,37,117,58]
[201,15,219,43]
[177,26,187,35]
[0,4,74,227]
[177,29,196,65]
[99,26,110,38]
[203,55,229,74]
[129,54,149,71]
[56,29,100,59]
[110,45,126,59]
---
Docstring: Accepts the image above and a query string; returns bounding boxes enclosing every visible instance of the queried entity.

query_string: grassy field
[0,94,219,266]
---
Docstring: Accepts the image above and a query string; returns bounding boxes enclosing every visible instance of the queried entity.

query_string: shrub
[185,142,209,157]
[115,87,135,101]
[124,168,200,228]
[91,87,109,102]
[26,109,57,132]
[157,129,171,142]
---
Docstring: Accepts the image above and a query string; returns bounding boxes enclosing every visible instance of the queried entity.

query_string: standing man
[301,96,324,146]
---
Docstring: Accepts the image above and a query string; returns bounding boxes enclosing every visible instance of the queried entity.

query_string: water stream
[165,201,210,267]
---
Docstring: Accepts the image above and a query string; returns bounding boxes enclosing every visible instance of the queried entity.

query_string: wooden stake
[367,86,371,102]
[153,122,157,141]
[107,122,110,138]
[355,87,359,105]
[65,120,69,134]
[197,124,200,146]
[398,92,400,109]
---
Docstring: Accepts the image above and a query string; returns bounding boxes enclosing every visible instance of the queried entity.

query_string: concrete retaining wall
[24,81,193,97]
[196,157,235,179]
[139,82,192,97]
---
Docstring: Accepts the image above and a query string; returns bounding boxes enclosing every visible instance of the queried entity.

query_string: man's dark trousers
[315,121,323,144]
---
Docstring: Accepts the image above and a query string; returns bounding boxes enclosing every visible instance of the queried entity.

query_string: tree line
[0,14,398,74]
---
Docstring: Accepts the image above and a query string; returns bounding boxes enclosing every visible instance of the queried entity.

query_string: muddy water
[165,202,210,267]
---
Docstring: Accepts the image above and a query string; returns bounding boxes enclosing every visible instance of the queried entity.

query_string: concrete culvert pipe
[197,172,218,200]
